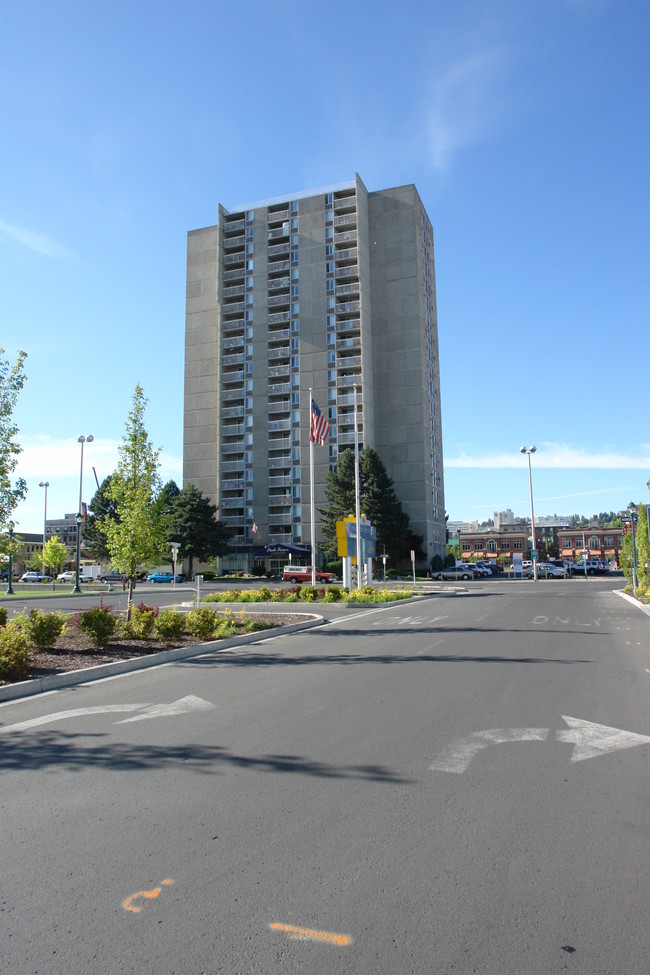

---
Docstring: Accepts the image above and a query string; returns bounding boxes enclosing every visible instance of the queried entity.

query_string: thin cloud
[16,435,182,482]
[445,443,650,470]
[426,49,509,171]
[0,218,71,259]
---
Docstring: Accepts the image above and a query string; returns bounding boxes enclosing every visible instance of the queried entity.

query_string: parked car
[536,562,566,578]
[56,570,76,582]
[20,572,51,583]
[473,561,494,576]
[99,571,126,583]
[282,566,334,584]
[570,560,600,576]
[147,572,183,583]
[432,564,478,581]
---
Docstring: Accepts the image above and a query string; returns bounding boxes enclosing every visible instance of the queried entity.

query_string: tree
[103,386,164,614]
[0,348,28,530]
[42,536,69,589]
[85,476,120,562]
[166,483,231,578]
[319,447,414,565]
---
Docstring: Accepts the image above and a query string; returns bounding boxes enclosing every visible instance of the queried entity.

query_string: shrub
[76,606,117,648]
[322,585,343,603]
[185,607,218,641]
[154,608,187,640]
[122,602,159,639]
[0,622,31,679]
[22,609,68,649]
[258,585,272,601]
[299,585,318,602]
[0,607,7,627]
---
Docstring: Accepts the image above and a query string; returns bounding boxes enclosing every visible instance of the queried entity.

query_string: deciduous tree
[166,483,231,579]
[0,348,27,530]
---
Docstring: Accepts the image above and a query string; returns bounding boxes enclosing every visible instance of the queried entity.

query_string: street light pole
[628,502,638,596]
[39,480,49,575]
[5,521,15,596]
[73,435,93,594]
[520,445,538,581]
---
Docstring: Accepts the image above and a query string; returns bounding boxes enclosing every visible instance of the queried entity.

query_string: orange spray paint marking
[269,922,352,946]
[122,878,174,913]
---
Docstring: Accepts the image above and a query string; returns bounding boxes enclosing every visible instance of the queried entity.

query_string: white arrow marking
[0,697,215,734]
[429,728,550,774]
[557,715,650,762]
[0,704,149,734]
[115,695,214,723]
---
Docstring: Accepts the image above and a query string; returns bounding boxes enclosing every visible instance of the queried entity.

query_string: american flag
[310,398,330,446]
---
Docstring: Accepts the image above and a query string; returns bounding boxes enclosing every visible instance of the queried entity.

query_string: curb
[614,589,650,618]
[0,613,323,704]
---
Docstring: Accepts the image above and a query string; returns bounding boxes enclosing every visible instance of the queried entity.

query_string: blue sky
[2,0,649,535]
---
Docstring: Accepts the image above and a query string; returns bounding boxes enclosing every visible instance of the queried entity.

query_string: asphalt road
[1,580,648,974]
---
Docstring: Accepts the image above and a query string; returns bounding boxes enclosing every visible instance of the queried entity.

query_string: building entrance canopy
[264,543,312,558]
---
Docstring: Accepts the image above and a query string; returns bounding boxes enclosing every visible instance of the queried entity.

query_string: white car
[56,570,76,582]
[537,562,566,578]
[20,571,51,583]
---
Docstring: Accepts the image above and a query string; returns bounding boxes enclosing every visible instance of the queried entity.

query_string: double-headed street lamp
[39,480,49,575]
[73,435,93,594]
[520,445,538,581]
[5,521,15,596]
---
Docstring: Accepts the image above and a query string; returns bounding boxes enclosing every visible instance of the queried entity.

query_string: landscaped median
[0,603,321,701]
[202,583,416,605]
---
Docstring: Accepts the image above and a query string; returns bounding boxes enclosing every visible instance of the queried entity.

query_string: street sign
[531,549,538,560]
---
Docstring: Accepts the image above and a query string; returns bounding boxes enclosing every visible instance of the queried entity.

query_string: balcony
[222,423,245,437]
[336,300,360,314]
[222,300,245,314]
[268,225,290,241]
[221,369,244,383]
[336,282,359,298]
[268,207,289,222]
[221,442,245,455]
[334,213,357,229]
[268,476,292,488]
[222,335,244,351]
[268,494,291,506]
[337,373,361,388]
[268,259,290,274]
[268,242,290,257]
[223,267,245,284]
[268,512,292,525]
[221,478,244,491]
[269,418,291,433]
[267,275,290,291]
[223,252,245,266]
[334,230,357,245]
[334,246,358,263]
[223,218,245,233]
[268,310,291,325]
[268,327,290,343]
[221,405,244,419]
[222,388,245,402]
[268,365,291,380]
[222,284,245,300]
[222,352,244,367]
[222,316,245,332]
[337,391,361,406]
[336,317,361,333]
[220,460,244,473]
[268,293,290,308]
[268,398,290,414]
[336,337,361,352]
[268,456,291,470]
[268,381,291,395]
[223,234,245,250]
[337,354,361,369]
[268,436,292,450]
[268,346,290,362]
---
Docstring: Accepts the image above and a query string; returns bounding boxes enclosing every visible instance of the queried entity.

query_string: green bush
[299,585,318,602]
[0,607,7,627]
[22,609,68,649]
[0,621,31,679]
[185,607,218,640]
[122,602,158,639]
[76,606,117,648]
[322,585,343,602]
[154,609,187,640]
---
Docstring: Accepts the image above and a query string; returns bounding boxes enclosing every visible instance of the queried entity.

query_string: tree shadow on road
[0,730,413,783]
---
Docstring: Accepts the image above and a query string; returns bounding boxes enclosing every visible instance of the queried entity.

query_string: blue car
[147,572,183,583]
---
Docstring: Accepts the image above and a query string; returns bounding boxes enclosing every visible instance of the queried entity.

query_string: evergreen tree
[85,476,120,562]
[320,446,413,564]
[167,483,232,578]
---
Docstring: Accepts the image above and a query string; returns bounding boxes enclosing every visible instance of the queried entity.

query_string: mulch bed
[1,612,315,685]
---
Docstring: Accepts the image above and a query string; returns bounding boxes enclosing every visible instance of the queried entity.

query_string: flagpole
[354,382,361,589]
[309,388,316,586]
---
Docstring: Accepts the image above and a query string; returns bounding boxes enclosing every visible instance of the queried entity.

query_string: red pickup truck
[282,566,334,584]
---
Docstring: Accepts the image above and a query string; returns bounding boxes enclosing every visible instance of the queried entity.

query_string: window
[501,540,510,550]
[462,541,471,551]
[513,540,523,550]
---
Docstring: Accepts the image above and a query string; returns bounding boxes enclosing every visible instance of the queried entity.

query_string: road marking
[556,715,650,762]
[430,728,549,773]
[0,697,214,734]
[123,879,173,913]
[115,695,214,723]
[269,922,352,946]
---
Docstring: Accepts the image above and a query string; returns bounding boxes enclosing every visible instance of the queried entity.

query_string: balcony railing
[268,476,292,488]
[268,311,291,325]
[222,388,245,401]
[268,381,291,395]
[334,230,357,245]
[268,399,290,414]
[337,354,361,369]
[268,436,292,449]
[268,293,290,307]
[268,207,289,222]
[337,373,361,388]
[223,267,245,283]
[221,405,244,419]
[336,317,361,333]
[269,419,291,433]
[268,259,290,274]
[223,218,245,233]
[221,442,245,455]
[222,335,245,351]
[223,252,245,266]
[268,242,290,257]
[336,282,359,297]
[221,369,244,383]
[222,352,244,367]
[268,365,291,379]
[268,327,291,343]
[336,337,361,351]
[223,284,245,299]
[268,226,289,240]
[223,235,245,250]
[336,300,360,313]
[220,460,244,473]
[221,479,244,491]
[222,300,245,314]
[268,346,290,362]
[334,213,357,228]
